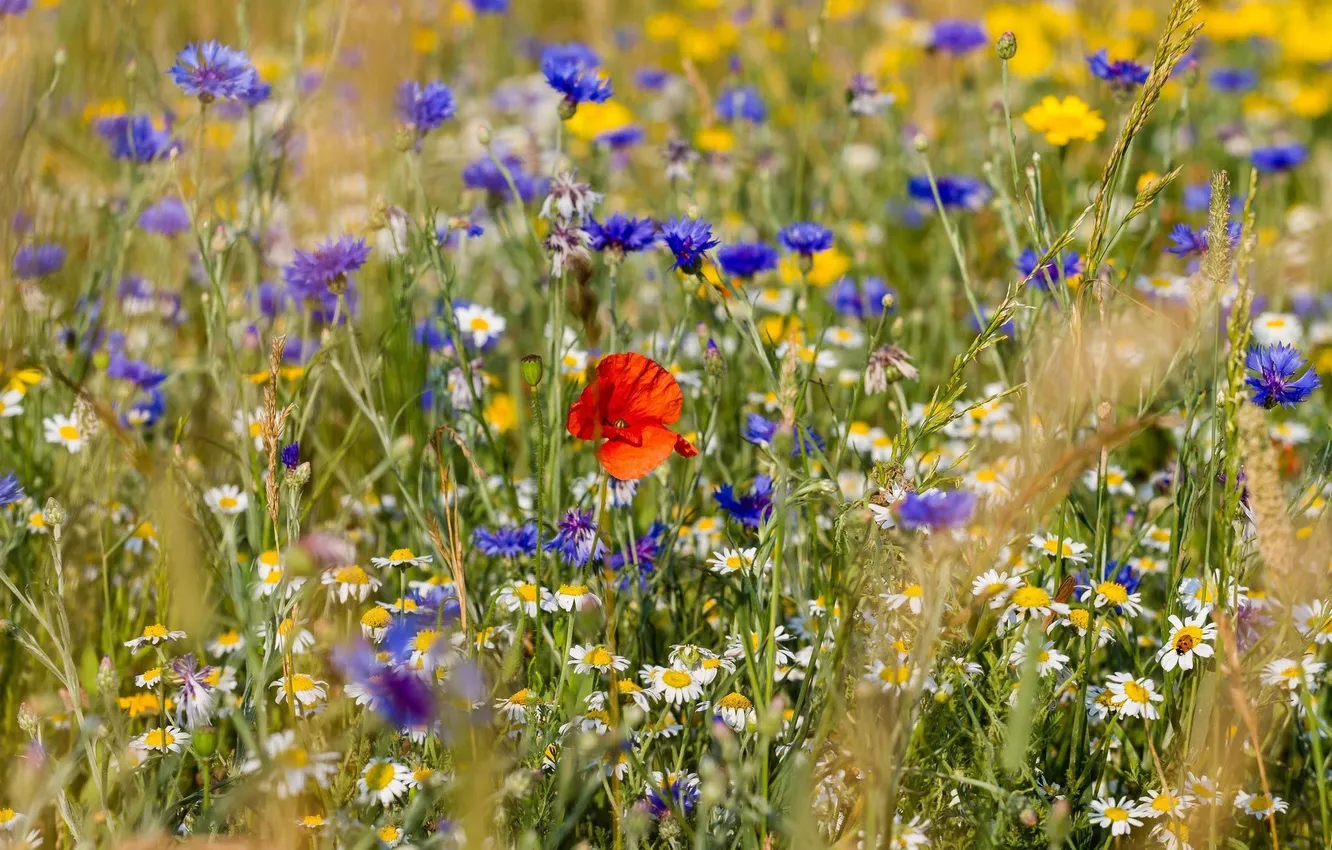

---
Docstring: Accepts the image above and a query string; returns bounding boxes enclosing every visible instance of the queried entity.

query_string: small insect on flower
[125,623,187,650]
[204,485,248,515]
[358,759,415,806]
[568,644,630,675]
[132,725,190,755]
[370,548,433,569]
[1158,610,1218,672]
[1105,672,1164,719]
[283,236,371,299]
[1245,343,1321,408]
[566,352,698,480]
[1089,796,1148,836]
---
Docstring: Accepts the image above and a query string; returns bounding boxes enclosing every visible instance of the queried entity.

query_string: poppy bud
[521,354,544,388]
[996,31,1017,61]
[193,727,218,757]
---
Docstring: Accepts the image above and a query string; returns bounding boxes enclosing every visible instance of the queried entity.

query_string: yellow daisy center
[660,670,693,689]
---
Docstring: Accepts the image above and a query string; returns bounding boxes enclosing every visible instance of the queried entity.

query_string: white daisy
[1106,671,1164,719]
[321,564,381,603]
[270,673,327,707]
[646,666,704,705]
[124,623,186,650]
[1028,533,1090,563]
[132,725,190,755]
[1157,610,1217,672]
[971,569,1023,608]
[568,644,630,675]
[454,303,508,348]
[358,759,415,806]
[204,485,248,515]
[43,413,87,453]
[554,583,601,612]
[370,547,432,569]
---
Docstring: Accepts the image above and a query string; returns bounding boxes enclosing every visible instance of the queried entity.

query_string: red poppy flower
[567,352,698,480]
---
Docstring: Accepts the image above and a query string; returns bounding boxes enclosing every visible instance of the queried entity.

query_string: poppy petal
[596,424,679,480]
[566,382,603,440]
[673,434,698,458]
[595,352,684,426]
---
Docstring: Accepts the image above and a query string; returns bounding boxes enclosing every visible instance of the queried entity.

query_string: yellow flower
[412,27,440,54]
[1022,95,1106,145]
[83,98,127,124]
[564,101,634,142]
[645,12,686,41]
[695,126,734,154]
[6,368,42,394]
[778,248,850,288]
[484,393,518,434]
[1201,1,1278,42]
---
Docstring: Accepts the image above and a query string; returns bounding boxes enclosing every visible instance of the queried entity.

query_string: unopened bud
[912,133,929,153]
[996,32,1017,61]
[17,702,39,739]
[394,125,417,153]
[96,656,120,697]
[477,124,492,146]
[42,497,66,529]
[520,354,544,388]
[193,727,218,757]
[557,99,578,121]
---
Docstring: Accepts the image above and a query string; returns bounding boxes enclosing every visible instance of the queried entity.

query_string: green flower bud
[521,354,544,388]
[996,31,1017,61]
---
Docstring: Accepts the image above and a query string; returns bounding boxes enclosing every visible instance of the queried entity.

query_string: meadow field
[2,0,1332,847]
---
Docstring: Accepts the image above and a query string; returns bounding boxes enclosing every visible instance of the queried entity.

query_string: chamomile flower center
[144,728,175,748]
[389,548,415,561]
[585,647,613,666]
[718,692,752,710]
[661,670,693,688]
[1103,806,1129,822]
[363,763,395,791]
[516,583,538,602]
[413,630,440,652]
[1011,586,1050,608]
[1096,581,1129,604]
[1122,680,1150,703]
[59,424,81,440]
[334,565,369,584]
[289,674,315,692]
[143,624,169,639]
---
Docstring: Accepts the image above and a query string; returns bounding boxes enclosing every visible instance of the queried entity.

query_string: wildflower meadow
[5,0,1332,847]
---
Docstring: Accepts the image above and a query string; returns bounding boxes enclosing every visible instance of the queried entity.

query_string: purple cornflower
[168,41,258,102]
[462,155,548,204]
[397,80,456,134]
[929,19,988,55]
[545,509,607,567]
[334,641,436,729]
[644,774,700,819]
[281,442,300,470]
[1164,221,1241,258]
[541,44,612,111]
[0,0,32,16]
[716,85,767,124]
[106,352,166,390]
[13,243,65,279]
[847,74,892,116]
[0,472,25,507]
[609,522,667,591]
[169,654,217,729]
[1016,249,1083,290]
[474,524,539,559]
[659,217,719,274]
[1086,50,1149,91]
[1245,343,1320,408]
[778,222,834,256]
[828,276,895,319]
[139,197,191,236]
[1251,143,1308,174]
[283,236,370,299]
[908,175,991,211]
[743,413,826,456]
[123,390,166,429]
[896,489,977,531]
[714,474,774,529]
[635,67,671,91]
[716,242,779,279]
[469,0,508,12]
[1209,67,1257,93]
[96,114,180,162]
[584,213,657,255]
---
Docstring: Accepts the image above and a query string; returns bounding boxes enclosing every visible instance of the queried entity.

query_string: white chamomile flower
[646,666,704,704]
[43,412,87,453]
[358,759,414,806]
[1028,533,1090,563]
[1233,790,1288,820]
[1106,671,1163,719]
[1157,610,1217,672]
[882,582,925,615]
[971,569,1023,608]
[1089,796,1147,836]
[125,623,186,650]
[568,644,630,675]
[454,303,508,348]
[133,725,189,755]
[204,485,248,515]
[706,547,762,576]
[1009,637,1069,677]
[370,547,432,569]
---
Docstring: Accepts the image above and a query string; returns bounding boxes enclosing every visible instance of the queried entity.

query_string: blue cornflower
[545,509,607,567]
[462,155,548,204]
[597,125,645,150]
[474,524,539,559]
[743,413,825,457]
[13,243,66,279]
[96,114,180,162]
[397,81,456,133]
[333,641,436,729]
[635,67,671,90]
[777,222,834,256]
[281,442,301,470]
[716,242,779,279]
[659,217,719,274]
[123,389,166,429]
[283,236,371,299]
[542,44,612,110]
[827,276,895,318]
[106,352,166,390]
[1164,221,1241,258]
[716,85,767,124]
[714,475,774,529]
[139,197,191,236]
[0,472,25,507]
[1246,343,1320,408]
[1,0,32,16]
[1016,249,1083,290]
[897,489,977,531]
[1209,67,1257,93]
[930,19,988,55]
[1251,143,1308,173]
[907,175,990,210]
[168,41,258,102]
[469,0,508,12]
[645,774,700,819]
[1086,49,1149,90]
[610,522,667,591]
[584,213,658,255]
